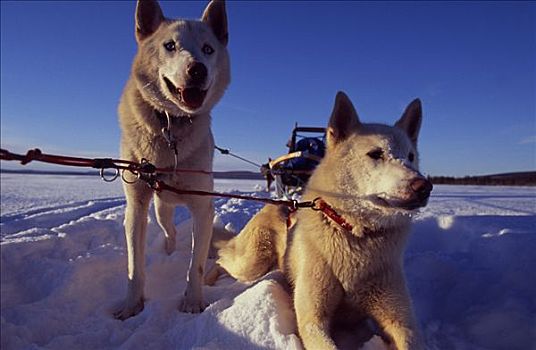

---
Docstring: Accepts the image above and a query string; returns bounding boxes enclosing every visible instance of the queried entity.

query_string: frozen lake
[1,173,535,349]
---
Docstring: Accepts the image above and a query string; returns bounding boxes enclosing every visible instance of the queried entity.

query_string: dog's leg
[180,197,213,313]
[204,263,225,286]
[365,275,423,350]
[114,185,152,320]
[293,264,343,350]
[154,196,177,255]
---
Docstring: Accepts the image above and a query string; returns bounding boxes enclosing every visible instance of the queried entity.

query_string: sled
[261,123,326,198]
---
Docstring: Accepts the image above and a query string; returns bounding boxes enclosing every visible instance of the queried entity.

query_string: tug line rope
[0,148,319,212]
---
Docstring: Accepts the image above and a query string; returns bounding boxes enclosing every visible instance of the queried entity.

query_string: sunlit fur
[216,92,428,349]
[116,0,230,320]
[133,20,230,116]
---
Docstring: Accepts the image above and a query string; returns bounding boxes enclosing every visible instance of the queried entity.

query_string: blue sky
[1,1,535,176]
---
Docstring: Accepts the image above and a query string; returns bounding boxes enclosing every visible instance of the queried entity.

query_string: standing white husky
[216,92,432,349]
[115,0,230,320]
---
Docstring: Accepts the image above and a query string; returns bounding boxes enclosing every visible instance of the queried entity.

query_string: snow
[1,173,535,349]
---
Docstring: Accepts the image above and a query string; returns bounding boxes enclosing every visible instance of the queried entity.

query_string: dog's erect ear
[135,0,165,42]
[202,0,228,46]
[327,91,361,147]
[395,98,422,145]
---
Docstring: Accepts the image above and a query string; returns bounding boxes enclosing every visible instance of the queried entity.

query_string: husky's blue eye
[202,44,214,55]
[164,41,176,52]
[367,149,384,160]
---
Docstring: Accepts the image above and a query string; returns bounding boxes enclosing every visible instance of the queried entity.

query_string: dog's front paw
[179,292,208,313]
[113,297,144,320]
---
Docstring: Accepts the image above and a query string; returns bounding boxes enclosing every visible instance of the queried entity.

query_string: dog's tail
[215,204,289,283]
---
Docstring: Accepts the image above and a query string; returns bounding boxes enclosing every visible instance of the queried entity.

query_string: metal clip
[138,173,160,191]
[310,197,322,211]
[121,169,140,184]
[161,127,174,149]
[292,197,322,211]
[139,158,157,174]
[162,111,179,174]
[100,168,120,182]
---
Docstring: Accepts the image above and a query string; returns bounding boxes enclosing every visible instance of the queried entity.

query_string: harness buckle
[139,158,157,174]
[100,168,120,182]
[310,197,322,211]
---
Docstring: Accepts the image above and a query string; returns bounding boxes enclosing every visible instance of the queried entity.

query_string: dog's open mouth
[163,76,207,110]
[374,196,428,211]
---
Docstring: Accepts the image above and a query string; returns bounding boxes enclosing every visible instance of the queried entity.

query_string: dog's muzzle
[163,77,208,110]
[410,178,433,201]
[163,62,209,110]
[402,177,433,209]
[374,177,433,210]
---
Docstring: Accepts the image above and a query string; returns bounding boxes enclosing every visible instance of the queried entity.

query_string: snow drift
[1,174,535,349]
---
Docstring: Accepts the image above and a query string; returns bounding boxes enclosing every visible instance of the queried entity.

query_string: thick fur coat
[216,92,432,349]
[116,0,230,320]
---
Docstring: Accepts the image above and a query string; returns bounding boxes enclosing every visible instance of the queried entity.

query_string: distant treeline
[0,168,264,180]
[428,171,536,186]
[2,168,535,185]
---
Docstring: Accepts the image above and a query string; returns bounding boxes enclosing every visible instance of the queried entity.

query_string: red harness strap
[286,198,354,231]
[2,148,354,231]
[0,148,212,175]
[314,199,354,231]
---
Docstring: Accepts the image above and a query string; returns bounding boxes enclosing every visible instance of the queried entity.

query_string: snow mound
[1,175,535,349]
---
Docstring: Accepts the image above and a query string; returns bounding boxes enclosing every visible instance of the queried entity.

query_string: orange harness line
[0,148,212,175]
[286,198,353,231]
[1,147,353,230]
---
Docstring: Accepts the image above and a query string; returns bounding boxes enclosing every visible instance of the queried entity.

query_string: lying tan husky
[214,92,432,349]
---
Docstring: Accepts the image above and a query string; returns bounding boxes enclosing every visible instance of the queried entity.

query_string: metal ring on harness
[290,199,299,212]
[121,168,141,184]
[310,197,322,210]
[100,168,120,182]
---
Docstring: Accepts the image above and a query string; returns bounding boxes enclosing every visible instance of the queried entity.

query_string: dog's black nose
[187,62,207,84]
[410,178,433,200]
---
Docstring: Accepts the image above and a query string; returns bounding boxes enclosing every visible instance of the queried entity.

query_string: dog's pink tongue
[181,88,206,109]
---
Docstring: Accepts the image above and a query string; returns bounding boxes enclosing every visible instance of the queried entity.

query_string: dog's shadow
[405,215,536,349]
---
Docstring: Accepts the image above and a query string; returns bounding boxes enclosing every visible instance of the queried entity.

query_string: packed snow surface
[1,173,535,349]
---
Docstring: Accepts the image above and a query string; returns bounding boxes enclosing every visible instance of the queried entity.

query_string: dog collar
[313,198,354,231]
[287,198,354,231]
